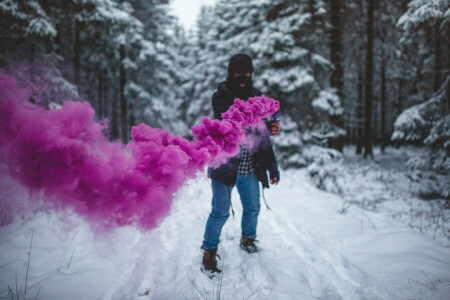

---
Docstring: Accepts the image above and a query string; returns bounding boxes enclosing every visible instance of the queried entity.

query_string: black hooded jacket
[207,82,280,188]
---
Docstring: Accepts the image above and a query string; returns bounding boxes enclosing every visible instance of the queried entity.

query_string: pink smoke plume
[0,71,279,231]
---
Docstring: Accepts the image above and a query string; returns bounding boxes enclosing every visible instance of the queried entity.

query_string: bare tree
[356,43,364,154]
[364,0,374,158]
[329,0,344,100]
[119,44,128,143]
[433,21,442,92]
[98,69,103,119]
[74,20,81,90]
[380,49,387,152]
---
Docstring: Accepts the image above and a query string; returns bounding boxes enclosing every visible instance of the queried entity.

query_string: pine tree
[0,0,77,104]
[392,76,449,198]
[397,0,450,92]
[328,0,344,99]
[185,0,344,166]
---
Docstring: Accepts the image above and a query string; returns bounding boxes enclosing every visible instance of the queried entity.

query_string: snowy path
[1,170,449,299]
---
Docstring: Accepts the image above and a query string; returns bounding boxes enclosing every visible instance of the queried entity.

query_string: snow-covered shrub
[391,94,441,143]
[397,0,449,32]
[392,77,449,199]
[309,122,346,149]
[273,114,344,169]
[312,88,343,116]
[304,145,343,194]
[406,155,429,170]
[424,115,450,172]
[272,115,304,168]
[303,145,342,164]
[307,161,343,194]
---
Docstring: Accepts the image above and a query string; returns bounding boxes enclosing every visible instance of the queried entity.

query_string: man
[201,53,280,276]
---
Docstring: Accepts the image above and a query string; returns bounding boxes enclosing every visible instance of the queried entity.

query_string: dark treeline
[0,0,187,143]
[0,0,448,167]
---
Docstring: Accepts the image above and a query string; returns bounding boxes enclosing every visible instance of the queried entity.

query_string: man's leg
[201,179,232,250]
[236,173,260,240]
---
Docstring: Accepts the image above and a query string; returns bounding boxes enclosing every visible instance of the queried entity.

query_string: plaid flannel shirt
[237,144,255,175]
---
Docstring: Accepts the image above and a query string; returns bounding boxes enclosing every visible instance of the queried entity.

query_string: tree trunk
[373,102,378,144]
[129,100,135,135]
[119,44,128,143]
[55,23,62,56]
[446,38,450,115]
[356,48,364,154]
[30,43,35,78]
[402,0,409,12]
[98,70,103,119]
[380,52,386,153]
[363,0,374,159]
[329,0,344,99]
[397,79,403,117]
[103,69,108,118]
[74,21,81,91]
[328,0,345,151]
[111,85,119,140]
[309,0,316,28]
[433,21,441,92]
[348,125,352,144]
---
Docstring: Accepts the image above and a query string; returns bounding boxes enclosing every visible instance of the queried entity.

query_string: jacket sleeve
[260,133,280,182]
[212,92,231,121]
[266,144,280,181]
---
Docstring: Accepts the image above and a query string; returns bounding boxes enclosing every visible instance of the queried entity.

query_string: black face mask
[226,73,253,100]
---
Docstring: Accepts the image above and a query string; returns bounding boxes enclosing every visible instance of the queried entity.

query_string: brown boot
[201,248,221,277]
[240,237,258,253]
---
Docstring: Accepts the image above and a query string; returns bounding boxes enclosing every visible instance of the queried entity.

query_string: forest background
[0,0,448,195]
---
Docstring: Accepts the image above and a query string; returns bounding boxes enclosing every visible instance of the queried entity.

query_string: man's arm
[260,134,280,184]
[266,146,280,184]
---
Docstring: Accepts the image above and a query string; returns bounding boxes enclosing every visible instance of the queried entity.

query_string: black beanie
[227,53,254,74]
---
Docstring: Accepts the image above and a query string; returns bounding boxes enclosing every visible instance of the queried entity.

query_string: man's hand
[270,178,279,185]
[270,122,280,136]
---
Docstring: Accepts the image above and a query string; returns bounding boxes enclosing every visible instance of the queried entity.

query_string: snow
[26,18,56,38]
[336,146,449,245]
[312,88,344,116]
[397,0,448,30]
[391,96,440,142]
[392,79,449,175]
[312,54,332,68]
[1,147,449,299]
[95,0,134,25]
[259,67,315,93]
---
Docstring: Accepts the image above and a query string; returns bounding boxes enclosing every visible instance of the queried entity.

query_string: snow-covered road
[1,169,449,299]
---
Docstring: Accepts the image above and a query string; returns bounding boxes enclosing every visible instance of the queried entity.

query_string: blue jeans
[202,173,261,250]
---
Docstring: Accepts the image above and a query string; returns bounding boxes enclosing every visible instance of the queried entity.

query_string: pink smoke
[0,71,279,231]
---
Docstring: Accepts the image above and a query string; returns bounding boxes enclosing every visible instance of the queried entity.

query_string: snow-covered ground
[1,147,449,299]
[338,146,449,247]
